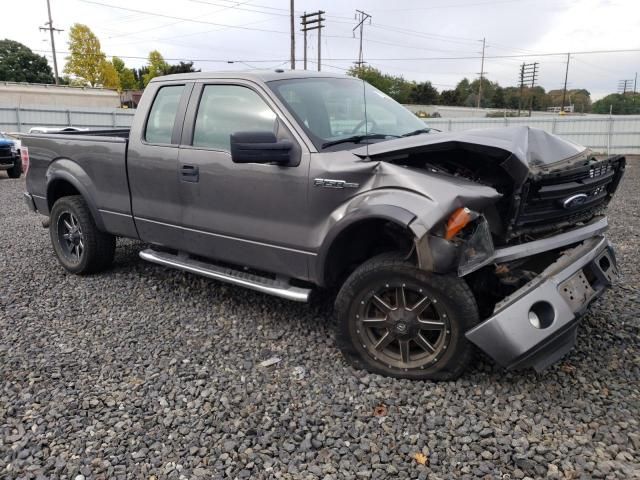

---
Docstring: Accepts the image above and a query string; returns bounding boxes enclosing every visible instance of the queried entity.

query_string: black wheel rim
[355,282,451,371]
[57,211,84,263]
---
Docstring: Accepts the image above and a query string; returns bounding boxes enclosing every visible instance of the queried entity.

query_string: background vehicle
[0,132,21,178]
[27,126,90,134]
[21,71,625,380]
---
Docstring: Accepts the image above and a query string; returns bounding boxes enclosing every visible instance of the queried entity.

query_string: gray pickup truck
[22,70,625,380]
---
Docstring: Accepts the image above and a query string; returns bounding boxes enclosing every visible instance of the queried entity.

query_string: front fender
[46,159,106,231]
[312,188,432,285]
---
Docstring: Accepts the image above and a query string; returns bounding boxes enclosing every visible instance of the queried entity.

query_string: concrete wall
[0,82,121,109]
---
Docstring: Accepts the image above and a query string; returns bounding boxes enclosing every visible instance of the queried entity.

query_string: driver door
[177,81,311,280]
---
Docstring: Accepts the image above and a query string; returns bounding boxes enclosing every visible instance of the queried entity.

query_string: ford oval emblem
[562,193,588,209]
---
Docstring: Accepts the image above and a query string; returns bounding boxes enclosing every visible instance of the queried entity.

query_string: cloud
[5,0,639,99]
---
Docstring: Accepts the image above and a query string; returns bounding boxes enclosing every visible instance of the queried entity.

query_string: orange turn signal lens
[445,207,473,240]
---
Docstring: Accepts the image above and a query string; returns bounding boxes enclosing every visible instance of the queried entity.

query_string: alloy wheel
[354,282,451,370]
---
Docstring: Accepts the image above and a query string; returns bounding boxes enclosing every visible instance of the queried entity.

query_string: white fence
[2,105,639,155]
[425,115,640,155]
[0,105,135,133]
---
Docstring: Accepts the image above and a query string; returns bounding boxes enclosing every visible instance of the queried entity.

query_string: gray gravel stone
[1,161,639,478]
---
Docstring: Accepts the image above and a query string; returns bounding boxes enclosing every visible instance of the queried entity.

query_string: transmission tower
[517,62,539,117]
[617,79,633,95]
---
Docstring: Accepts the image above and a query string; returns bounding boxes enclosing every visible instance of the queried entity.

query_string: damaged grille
[509,155,625,236]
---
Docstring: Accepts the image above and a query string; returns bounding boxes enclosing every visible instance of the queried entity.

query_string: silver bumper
[466,235,617,371]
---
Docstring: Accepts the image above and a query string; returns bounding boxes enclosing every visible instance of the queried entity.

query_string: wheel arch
[46,160,106,231]
[314,204,418,288]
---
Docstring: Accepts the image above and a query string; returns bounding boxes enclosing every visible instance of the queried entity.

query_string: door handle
[180,164,199,182]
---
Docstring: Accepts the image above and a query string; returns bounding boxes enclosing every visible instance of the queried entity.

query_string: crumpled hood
[352,126,587,168]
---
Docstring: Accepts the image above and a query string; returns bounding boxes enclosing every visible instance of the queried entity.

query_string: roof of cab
[149,69,351,84]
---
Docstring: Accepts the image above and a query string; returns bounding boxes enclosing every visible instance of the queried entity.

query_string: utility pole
[634,72,638,94]
[517,62,538,116]
[353,10,372,73]
[302,11,307,70]
[290,0,295,70]
[300,11,325,71]
[40,0,63,85]
[560,53,571,113]
[476,37,486,109]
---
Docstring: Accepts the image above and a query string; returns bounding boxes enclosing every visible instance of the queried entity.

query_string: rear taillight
[21,147,29,175]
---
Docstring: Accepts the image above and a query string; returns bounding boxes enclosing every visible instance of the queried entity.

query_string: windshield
[268,77,428,150]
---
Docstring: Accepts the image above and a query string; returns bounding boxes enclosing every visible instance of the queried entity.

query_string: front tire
[49,195,115,274]
[335,253,479,380]
[6,159,21,178]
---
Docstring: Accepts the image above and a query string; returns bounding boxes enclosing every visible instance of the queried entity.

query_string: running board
[139,249,311,302]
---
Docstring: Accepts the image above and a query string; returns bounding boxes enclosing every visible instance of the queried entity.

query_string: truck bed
[22,129,134,238]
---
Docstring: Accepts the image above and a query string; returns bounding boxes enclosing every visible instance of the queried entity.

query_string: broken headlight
[457,216,495,276]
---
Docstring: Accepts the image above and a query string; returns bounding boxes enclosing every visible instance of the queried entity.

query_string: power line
[79,0,295,35]
[106,0,256,40]
[359,0,537,13]
[31,47,640,66]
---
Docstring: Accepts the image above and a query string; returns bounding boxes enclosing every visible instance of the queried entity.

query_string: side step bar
[139,249,311,302]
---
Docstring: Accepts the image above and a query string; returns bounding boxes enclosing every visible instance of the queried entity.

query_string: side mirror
[230,131,293,165]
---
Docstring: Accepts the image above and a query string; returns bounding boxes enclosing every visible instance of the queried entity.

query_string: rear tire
[335,253,479,380]
[49,195,115,274]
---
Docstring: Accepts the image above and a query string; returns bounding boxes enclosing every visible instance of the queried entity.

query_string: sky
[5,0,640,100]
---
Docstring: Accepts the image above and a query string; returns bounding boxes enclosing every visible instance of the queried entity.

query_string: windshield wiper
[321,133,399,149]
[401,127,432,137]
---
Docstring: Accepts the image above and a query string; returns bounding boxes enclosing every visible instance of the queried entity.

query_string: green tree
[64,24,106,86]
[592,93,640,114]
[0,39,54,83]
[142,50,169,86]
[454,78,472,106]
[112,56,138,90]
[409,81,439,104]
[348,65,393,95]
[347,65,414,103]
[492,86,506,108]
[468,78,499,108]
[166,61,200,75]
[100,60,120,90]
[439,89,459,106]
[133,66,148,89]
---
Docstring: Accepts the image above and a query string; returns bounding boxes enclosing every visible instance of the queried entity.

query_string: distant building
[0,82,121,108]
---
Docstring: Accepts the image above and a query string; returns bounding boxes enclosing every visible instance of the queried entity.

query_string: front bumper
[466,235,617,371]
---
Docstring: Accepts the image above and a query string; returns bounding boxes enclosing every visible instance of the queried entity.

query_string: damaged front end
[466,234,617,371]
[352,126,625,371]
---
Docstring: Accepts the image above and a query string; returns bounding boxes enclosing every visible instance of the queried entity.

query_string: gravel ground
[1,160,639,480]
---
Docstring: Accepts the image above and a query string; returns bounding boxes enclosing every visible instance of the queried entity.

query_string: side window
[193,85,277,151]
[145,85,185,144]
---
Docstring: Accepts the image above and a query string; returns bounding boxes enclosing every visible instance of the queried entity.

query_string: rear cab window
[145,85,186,144]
